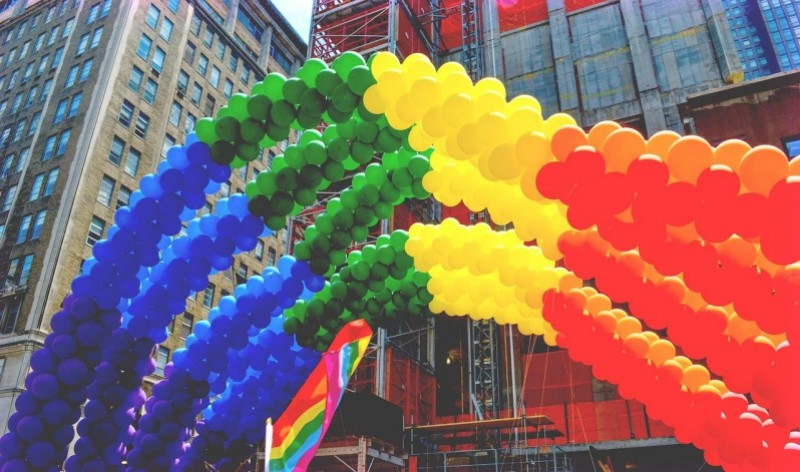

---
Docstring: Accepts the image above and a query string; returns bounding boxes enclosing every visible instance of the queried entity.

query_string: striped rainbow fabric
[268,320,373,471]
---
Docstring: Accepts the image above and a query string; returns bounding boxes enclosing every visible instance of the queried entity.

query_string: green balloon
[389,264,407,280]
[265,215,287,231]
[300,130,324,147]
[340,189,359,209]
[351,141,374,164]
[244,181,259,198]
[408,155,431,178]
[294,187,316,206]
[284,145,306,169]
[347,65,377,96]
[351,173,366,191]
[376,246,396,265]
[283,78,309,105]
[315,68,342,97]
[336,120,357,140]
[356,99,381,122]
[418,289,434,304]
[353,206,374,226]
[411,180,431,199]
[239,118,266,144]
[379,182,400,203]
[325,106,353,124]
[310,234,331,256]
[299,165,324,189]
[283,317,301,335]
[390,231,408,250]
[355,121,379,143]
[299,89,327,115]
[302,140,327,165]
[332,51,367,81]
[322,160,345,182]
[271,156,288,173]
[331,249,346,266]
[331,83,358,112]
[263,73,287,101]
[275,167,299,192]
[361,245,377,263]
[326,137,350,162]
[310,258,331,276]
[297,110,322,130]
[366,298,382,316]
[391,168,414,190]
[370,263,389,281]
[332,208,354,229]
[315,214,334,235]
[357,184,380,206]
[229,94,250,121]
[330,280,348,300]
[215,116,240,142]
[330,230,351,250]
[210,141,236,165]
[374,288,392,304]
[259,134,277,149]
[298,58,328,88]
[326,197,343,214]
[266,121,290,141]
[270,100,296,127]
[351,225,369,243]
[247,94,272,121]
[346,250,362,266]
[351,261,370,281]
[364,164,387,186]
[376,128,402,153]
[237,141,261,161]
[394,251,414,271]
[294,241,312,260]
[375,202,393,219]
[195,117,218,144]
[271,191,294,215]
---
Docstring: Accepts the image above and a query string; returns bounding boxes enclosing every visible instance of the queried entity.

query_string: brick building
[0,0,305,432]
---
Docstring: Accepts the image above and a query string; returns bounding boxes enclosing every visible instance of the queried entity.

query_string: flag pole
[264,417,273,472]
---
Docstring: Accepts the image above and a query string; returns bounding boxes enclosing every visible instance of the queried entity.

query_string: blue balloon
[15,416,45,441]
[140,175,163,199]
[167,146,189,169]
[26,440,56,468]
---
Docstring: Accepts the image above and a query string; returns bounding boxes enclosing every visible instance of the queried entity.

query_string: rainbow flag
[268,320,373,471]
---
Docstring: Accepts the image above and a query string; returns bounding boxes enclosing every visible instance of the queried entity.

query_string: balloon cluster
[292,152,430,276]
[542,288,800,472]
[286,231,432,350]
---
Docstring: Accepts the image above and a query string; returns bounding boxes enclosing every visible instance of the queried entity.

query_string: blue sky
[272,0,314,42]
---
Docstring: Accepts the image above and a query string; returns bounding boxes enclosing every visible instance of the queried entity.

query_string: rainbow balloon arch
[0,50,798,472]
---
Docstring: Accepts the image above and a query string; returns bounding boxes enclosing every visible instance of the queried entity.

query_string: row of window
[118,100,150,139]
[1,1,76,46]
[0,114,40,147]
[97,174,131,209]
[15,210,46,244]
[108,136,141,177]
[136,34,166,74]
[128,66,159,105]
[0,77,52,117]
[53,92,82,124]
[29,168,59,202]
[66,59,93,88]
[168,101,197,135]
[183,44,237,99]
[145,4,175,43]
[1,47,62,92]
[1,24,66,71]
[6,254,34,287]
[0,149,29,179]
[76,26,104,56]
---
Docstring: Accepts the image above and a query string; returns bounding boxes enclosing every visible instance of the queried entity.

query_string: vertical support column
[357,436,368,472]
[619,0,668,136]
[547,0,580,118]
[376,328,387,398]
[481,0,502,77]
[701,0,744,84]
[388,0,399,55]
[258,26,274,71]
[224,0,240,34]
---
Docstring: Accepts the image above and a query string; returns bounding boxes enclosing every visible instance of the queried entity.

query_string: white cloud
[271,0,314,43]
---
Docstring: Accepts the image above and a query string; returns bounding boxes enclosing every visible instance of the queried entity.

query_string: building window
[108,136,124,165]
[215,41,225,60]
[76,33,90,55]
[98,175,114,206]
[204,95,216,116]
[203,283,215,308]
[137,34,152,59]
[160,18,174,41]
[203,28,214,48]
[143,78,158,104]
[29,173,44,201]
[184,113,196,135]
[152,47,165,72]
[125,148,140,176]
[16,149,28,173]
[52,47,64,69]
[44,169,58,196]
[228,53,238,72]
[66,64,80,87]
[27,112,40,135]
[79,59,92,82]
[90,27,103,49]
[117,185,131,209]
[41,79,52,102]
[154,346,169,376]
[210,66,220,87]
[56,130,71,157]
[241,67,250,84]
[119,100,135,127]
[87,216,105,246]
[169,102,182,127]
[1,185,16,212]
[53,98,69,123]
[16,215,31,243]
[162,134,176,159]
[36,55,48,76]
[190,15,201,36]
[67,92,82,118]
[42,134,57,161]
[0,301,21,334]
[267,247,276,266]
[179,313,194,340]
[47,27,58,45]
[190,83,202,106]
[184,41,196,64]
[198,54,208,75]
[100,0,112,17]
[19,254,33,285]
[235,264,247,284]
[177,70,189,95]
[31,210,46,239]
[86,3,100,24]
[145,4,160,29]
[253,240,265,260]
[168,0,180,13]
[223,79,233,98]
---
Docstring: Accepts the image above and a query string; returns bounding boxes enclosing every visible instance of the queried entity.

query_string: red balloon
[565,148,606,185]
[536,161,571,201]
[734,192,769,239]
[664,182,699,226]
[697,166,741,201]
[628,156,669,192]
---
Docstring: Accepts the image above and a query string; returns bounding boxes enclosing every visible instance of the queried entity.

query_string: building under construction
[297,1,743,471]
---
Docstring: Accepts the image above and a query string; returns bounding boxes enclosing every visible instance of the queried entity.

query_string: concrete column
[224,0,241,34]
[257,25,274,71]
[701,0,744,84]
[547,0,580,118]
[619,0,667,135]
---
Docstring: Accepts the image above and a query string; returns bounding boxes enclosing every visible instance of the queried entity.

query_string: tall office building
[722,0,800,79]
[0,0,306,432]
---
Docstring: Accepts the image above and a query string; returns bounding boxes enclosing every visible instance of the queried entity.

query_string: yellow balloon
[543,113,578,138]
[441,71,473,97]
[371,51,401,79]
[442,93,475,128]
[474,90,506,116]
[507,94,542,114]
[362,86,387,114]
[474,77,506,99]
[515,132,552,169]
[408,125,434,152]
[487,143,522,180]
[410,77,441,109]
[509,106,544,137]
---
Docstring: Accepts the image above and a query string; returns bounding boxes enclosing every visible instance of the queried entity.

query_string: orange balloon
[789,156,800,176]
[755,247,781,275]
[616,317,642,339]
[624,333,651,358]
[682,364,711,393]
[658,277,687,303]
[587,121,622,150]
[661,360,685,383]
[550,125,588,161]
[603,128,646,172]
[666,136,713,183]
[642,331,659,343]
[586,293,612,315]
[520,168,545,201]
[697,384,722,396]
[649,339,677,366]
[645,130,681,159]
[709,379,729,394]
[713,139,751,172]
[739,145,789,195]
[673,356,693,369]
[667,222,699,244]
[558,272,583,293]
[718,236,757,268]
[727,314,763,343]
[594,312,618,334]
[609,308,628,321]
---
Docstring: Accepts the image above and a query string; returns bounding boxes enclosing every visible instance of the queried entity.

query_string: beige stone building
[0,0,306,432]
